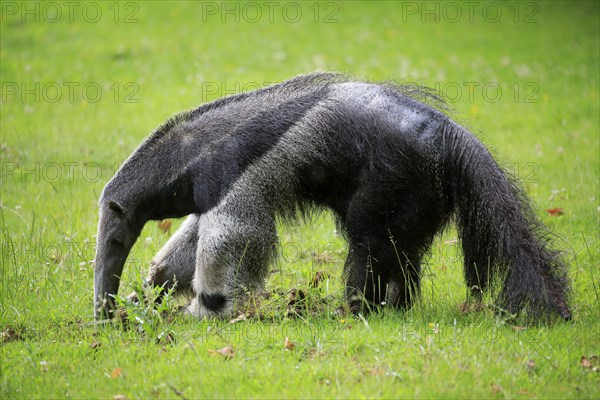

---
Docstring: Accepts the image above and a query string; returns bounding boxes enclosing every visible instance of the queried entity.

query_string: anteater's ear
[108,201,125,216]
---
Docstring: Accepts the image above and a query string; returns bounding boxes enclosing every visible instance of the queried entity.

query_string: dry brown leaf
[546,207,564,216]
[287,289,305,304]
[1,327,23,343]
[208,344,235,359]
[90,341,101,349]
[117,307,128,322]
[156,331,175,345]
[459,301,484,314]
[490,383,502,394]
[367,366,384,376]
[310,271,327,287]
[110,367,123,378]
[284,337,295,351]
[158,219,172,234]
[286,289,306,317]
[312,253,334,265]
[581,355,599,371]
[229,313,247,324]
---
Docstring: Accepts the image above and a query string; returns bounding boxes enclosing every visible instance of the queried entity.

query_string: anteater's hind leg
[462,237,493,307]
[342,210,427,313]
[341,178,448,314]
[344,234,422,313]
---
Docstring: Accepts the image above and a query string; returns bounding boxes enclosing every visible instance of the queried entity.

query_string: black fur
[200,293,227,311]
[93,73,570,321]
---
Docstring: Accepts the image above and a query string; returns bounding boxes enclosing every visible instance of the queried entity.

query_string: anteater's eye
[108,201,125,215]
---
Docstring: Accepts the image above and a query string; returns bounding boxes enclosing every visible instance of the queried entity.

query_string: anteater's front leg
[137,214,200,303]
[187,202,277,318]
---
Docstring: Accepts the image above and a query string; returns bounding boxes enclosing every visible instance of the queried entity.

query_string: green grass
[1,1,598,398]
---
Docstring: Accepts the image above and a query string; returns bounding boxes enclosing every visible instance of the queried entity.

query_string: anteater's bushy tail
[441,121,571,320]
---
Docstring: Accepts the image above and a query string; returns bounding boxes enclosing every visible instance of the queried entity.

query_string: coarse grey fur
[94,72,571,321]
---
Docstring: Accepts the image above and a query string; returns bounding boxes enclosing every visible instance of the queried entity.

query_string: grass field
[1,1,599,398]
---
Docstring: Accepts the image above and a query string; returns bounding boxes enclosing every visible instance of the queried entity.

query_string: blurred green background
[1,1,598,398]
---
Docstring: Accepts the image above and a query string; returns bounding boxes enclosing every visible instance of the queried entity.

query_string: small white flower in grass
[515,64,532,77]
[274,51,287,62]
